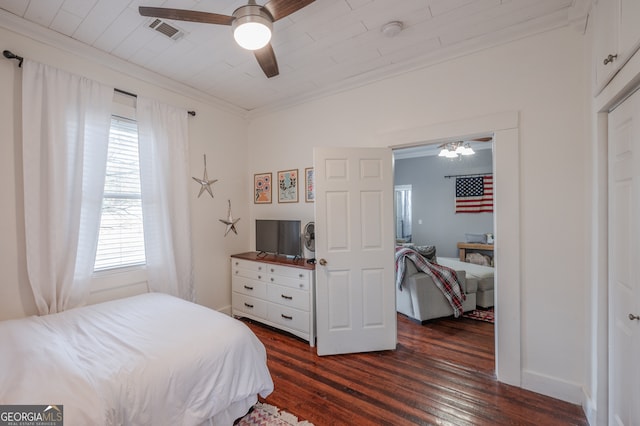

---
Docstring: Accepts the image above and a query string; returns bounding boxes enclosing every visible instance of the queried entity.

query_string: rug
[463,307,494,323]
[236,403,314,426]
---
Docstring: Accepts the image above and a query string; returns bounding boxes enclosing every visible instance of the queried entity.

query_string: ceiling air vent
[148,19,184,40]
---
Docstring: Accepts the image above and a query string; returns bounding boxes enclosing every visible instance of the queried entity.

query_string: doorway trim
[377,111,521,386]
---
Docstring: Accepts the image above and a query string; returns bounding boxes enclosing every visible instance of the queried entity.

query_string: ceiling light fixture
[438,141,475,158]
[232,2,273,50]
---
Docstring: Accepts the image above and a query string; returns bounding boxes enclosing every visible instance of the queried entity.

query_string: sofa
[396,259,477,322]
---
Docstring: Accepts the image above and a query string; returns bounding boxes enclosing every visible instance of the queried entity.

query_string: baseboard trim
[521,370,583,405]
[583,391,597,426]
[219,305,232,316]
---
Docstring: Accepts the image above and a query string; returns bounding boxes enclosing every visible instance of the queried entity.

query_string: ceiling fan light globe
[234,21,272,50]
[232,5,273,51]
[461,146,475,155]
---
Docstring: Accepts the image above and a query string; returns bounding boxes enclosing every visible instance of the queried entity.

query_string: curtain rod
[444,172,493,179]
[4,50,196,117]
[114,88,196,117]
[3,50,23,67]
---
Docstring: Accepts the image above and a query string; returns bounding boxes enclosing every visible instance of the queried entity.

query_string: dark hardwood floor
[243,314,588,426]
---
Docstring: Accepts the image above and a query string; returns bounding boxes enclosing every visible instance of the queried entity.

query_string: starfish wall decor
[192,154,218,198]
[219,200,240,236]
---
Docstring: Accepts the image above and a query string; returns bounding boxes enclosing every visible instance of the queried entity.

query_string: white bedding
[438,257,494,279]
[0,293,273,425]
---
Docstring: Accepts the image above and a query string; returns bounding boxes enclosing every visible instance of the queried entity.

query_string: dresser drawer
[267,283,309,311]
[266,264,310,280]
[267,274,310,291]
[233,266,268,282]
[232,277,267,299]
[232,258,267,273]
[267,303,309,334]
[232,294,267,318]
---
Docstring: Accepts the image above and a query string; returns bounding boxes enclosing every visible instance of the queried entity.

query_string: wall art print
[305,167,314,202]
[254,172,272,204]
[278,169,298,203]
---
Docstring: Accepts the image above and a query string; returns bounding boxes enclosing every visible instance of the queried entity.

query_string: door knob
[319,258,327,266]
[629,313,640,321]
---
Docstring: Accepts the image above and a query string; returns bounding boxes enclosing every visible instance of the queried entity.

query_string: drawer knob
[603,53,617,65]
[258,275,262,279]
[244,285,254,290]
[281,314,293,320]
[299,273,303,278]
[271,268,275,272]
[244,302,254,309]
[271,277,274,282]
[281,294,293,300]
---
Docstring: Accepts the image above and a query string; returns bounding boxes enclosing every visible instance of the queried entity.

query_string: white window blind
[94,116,146,271]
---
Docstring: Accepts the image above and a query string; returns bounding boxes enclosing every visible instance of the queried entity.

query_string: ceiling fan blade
[263,0,315,21]
[139,7,234,25]
[254,44,279,78]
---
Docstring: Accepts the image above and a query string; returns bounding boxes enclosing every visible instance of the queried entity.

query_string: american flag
[455,175,493,213]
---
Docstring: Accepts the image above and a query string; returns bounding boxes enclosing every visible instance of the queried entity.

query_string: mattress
[0,293,273,425]
[438,257,494,290]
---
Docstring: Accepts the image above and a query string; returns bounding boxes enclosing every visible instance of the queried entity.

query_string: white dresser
[231,252,316,346]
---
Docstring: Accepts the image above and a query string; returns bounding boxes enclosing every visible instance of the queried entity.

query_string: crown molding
[246,10,576,119]
[0,10,249,118]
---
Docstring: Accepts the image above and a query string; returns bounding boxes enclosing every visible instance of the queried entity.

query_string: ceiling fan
[138,0,315,78]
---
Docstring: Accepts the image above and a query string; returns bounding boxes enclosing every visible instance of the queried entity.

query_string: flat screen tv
[255,220,279,254]
[256,219,301,258]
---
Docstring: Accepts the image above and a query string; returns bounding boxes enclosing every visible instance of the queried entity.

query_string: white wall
[0,25,250,320]
[248,26,588,402]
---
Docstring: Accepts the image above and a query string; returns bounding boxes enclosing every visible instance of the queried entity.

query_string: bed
[0,292,274,425]
[438,257,495,308]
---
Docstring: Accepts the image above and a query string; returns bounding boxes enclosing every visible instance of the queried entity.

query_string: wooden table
[457,242,494,262]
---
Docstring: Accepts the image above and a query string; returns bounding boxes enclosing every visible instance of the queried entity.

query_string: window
[93,115,146,271]
[395,184,412,243]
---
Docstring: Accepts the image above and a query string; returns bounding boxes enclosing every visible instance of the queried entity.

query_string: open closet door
[313,147,396,356]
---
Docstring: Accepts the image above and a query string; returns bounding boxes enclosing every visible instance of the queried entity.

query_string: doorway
[393,138,495,367]
[378,111,521,386]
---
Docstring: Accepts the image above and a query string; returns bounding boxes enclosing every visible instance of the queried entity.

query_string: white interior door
[608,88,640,426]
[313,147,396,356]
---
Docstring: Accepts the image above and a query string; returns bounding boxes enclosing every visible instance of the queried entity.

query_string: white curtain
[22,60,113,315]
[137,97,195,301]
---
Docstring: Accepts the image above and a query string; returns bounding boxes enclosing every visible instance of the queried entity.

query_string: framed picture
[277,169,298,203]
[254,172,272,204]
[305,167,314,202]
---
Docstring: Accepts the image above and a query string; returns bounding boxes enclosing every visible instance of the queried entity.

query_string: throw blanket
[395,247,465,317]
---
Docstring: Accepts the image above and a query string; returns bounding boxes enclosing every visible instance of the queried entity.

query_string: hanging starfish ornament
[219,200,240,236]
[192,154,218,198]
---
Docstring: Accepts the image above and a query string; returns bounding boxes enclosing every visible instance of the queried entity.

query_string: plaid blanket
[395,246,465,317]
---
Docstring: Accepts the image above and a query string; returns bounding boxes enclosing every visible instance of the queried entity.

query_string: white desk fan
[303,222,315,262]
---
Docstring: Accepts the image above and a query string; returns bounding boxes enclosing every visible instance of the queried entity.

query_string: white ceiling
[0,0,589,114]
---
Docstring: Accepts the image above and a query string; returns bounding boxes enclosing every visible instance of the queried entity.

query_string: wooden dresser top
[231,251,315,270]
